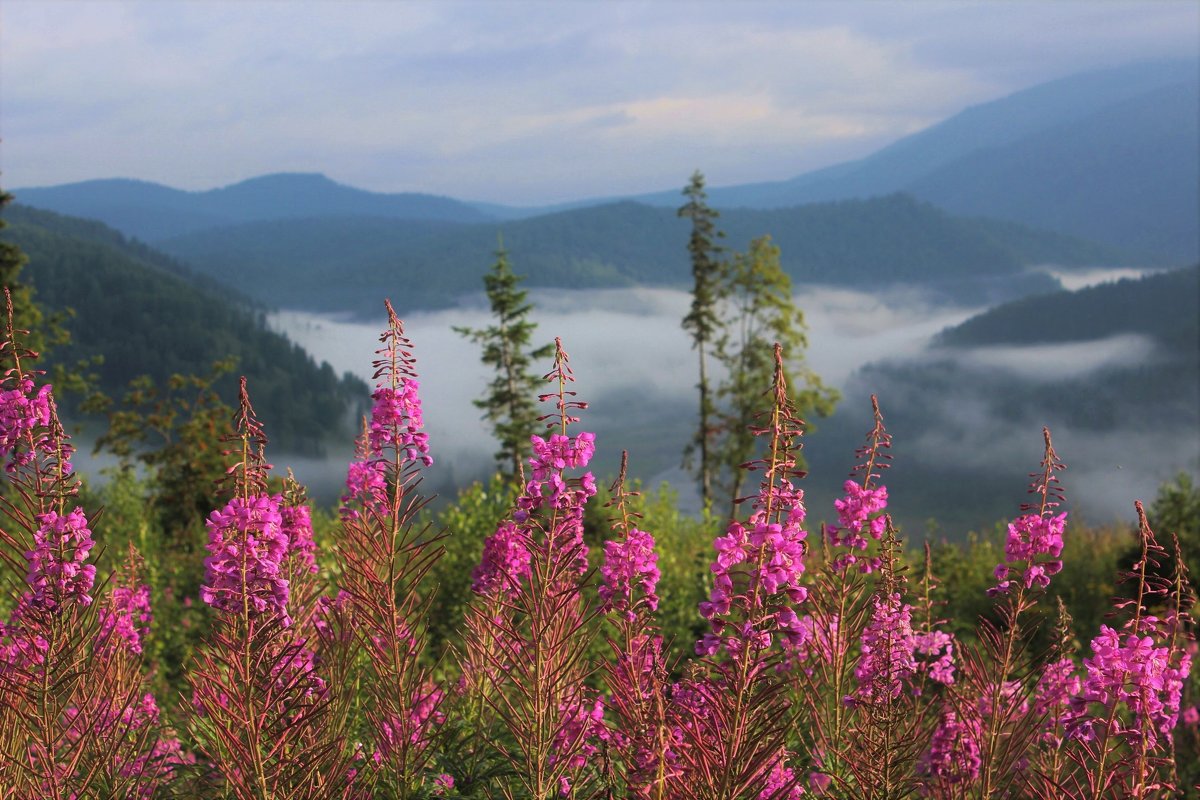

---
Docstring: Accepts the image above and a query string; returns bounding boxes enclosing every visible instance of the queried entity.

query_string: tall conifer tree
[679,170,725,508]
[456,239,554,479]
[713,235,838,511]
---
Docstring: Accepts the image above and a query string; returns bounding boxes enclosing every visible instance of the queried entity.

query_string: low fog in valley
[267,267,1194,536]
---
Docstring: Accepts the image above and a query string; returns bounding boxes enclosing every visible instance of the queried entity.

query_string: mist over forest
[266,267,1198,535]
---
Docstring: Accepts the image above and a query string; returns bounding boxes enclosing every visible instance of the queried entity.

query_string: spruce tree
[456,240,554,479]
[714,235,838,512]
[679,170,725,508]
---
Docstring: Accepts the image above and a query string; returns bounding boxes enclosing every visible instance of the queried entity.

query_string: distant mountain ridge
[10,59,1195,290]
[622,60,1200,261]
[152,193,1142,314]
[13,173,490,241]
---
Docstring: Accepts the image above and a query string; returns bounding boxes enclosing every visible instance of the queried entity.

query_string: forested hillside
[156,193,1138,313]
[937,265,1200,353]
[1,204,368,452]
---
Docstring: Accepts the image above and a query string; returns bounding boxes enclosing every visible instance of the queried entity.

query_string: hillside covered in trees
[0,203,368,452]
[152,193,1139,313]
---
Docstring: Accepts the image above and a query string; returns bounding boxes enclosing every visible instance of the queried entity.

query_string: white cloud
[1,0,1196,202]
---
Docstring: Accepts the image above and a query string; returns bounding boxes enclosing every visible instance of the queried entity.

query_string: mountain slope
[620,60,1199,262]
[155,194,1145,313]
[13,173,491,241]
[1,204,369,452]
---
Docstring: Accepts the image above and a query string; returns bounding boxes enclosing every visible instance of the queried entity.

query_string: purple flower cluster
[200,495,291,623]
[280,503,318,574]
[1032,656,1083,744]
[0,376,52,468]
[758,753,804,800]
[853,592,917,703]
[781,613,838,671]
[1071,623,1192,747]
[98,584,153,655]
[341,457,387,519]
[827,480,888,572]
[697,490,809,658]
[0,594,50,670]
[471,520,532,599]
[551,692,609,783]
[919,711,982,786]
[26,507,97,611]
[369,381,431,466]
[512,431,598,577]
[913,629,957,687]
[990,512,1066,595]
[598,526,660,619]
[519,433,598,515]
[376,682,446,761]
[271,640,328,703]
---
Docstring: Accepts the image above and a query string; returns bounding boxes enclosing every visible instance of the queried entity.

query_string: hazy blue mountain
[483,60,1199,261]
[13,172,491,241]
[156,193,1145,314]
[2,204,369,452]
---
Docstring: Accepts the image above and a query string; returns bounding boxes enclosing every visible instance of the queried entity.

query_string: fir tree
[456,239,554,479]
[714,235,838,512]
[679,170,726,509]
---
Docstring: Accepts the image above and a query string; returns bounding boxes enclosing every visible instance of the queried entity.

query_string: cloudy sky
[1,1,1196,204]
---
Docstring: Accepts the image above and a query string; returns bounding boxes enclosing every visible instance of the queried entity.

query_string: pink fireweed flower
[852,592,917,703]
[552,693,609,773]
[758,752,804,799]
[280,503,318,574]
[0,377,53,469]
[989,512,1066,595]
[511,430,598,577]
[376,682,445,761]
[598,525,660,618]
[919,711,982,786]
[0,594,50,670]
[341,456,388,520]
[368,380,431,465]
[200,494,291,623]
[25,507,97,611]
[827,480,888,555]
[1032,656,1082,744]
[472,520,532,598]
[98,584,153,655]
[1070,624,1192,748]
[431,774,454,795]
[697,478,808,658]
[913,629,957,687]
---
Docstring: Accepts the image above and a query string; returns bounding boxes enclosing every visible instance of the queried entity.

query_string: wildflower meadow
[0,290,1195,799]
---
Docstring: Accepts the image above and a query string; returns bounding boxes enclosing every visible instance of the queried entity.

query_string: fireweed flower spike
[0,292,184,798]
[826,395,891,574]
[600,453,674,798]
[677,343,808,800]
[462,337,607,799]
[330,301,450,796]
[188,377,353,797]
[961,427,1069,800]
[1063,505,1194,800]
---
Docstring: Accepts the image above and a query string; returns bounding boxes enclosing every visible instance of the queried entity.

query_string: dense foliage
[1,295,1196,799]
[0,203,369,453]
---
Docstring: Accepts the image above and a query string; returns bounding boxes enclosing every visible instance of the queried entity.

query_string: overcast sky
[2,1,1197,205]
